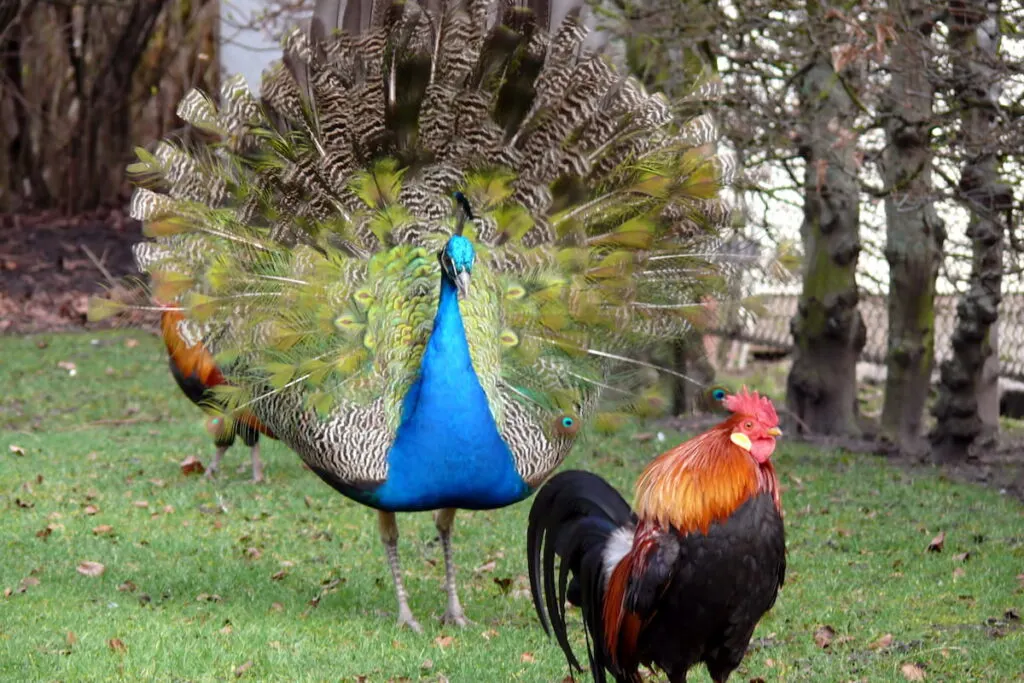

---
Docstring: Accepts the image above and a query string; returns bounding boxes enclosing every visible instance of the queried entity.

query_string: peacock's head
[440,192,476,299]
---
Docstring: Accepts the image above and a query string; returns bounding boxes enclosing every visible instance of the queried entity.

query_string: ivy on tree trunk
[785,51,866,437]
[880,0,946,455]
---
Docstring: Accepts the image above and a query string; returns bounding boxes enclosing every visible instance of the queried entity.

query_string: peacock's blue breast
[357,276,531,512]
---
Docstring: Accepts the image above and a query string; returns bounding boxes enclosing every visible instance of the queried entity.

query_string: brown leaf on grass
[77,561,105,577]
[870,633,894,650]
[20,576,40,591]
[434,635,454,649]
[66,631,77,646]
[900,663,926,681]
[234,660,253,677]
[93,525,114,535]
[953,552,970,562]
[244,547,262,560]
[220,623,233,635]
[481,629,499,641]
[196,593,223,602]
[84,505,99,515]
[520,652,535,663]
[149,478,166,488]
[270,602,284,612]
[270,570,287,581]
[163,505,175,514]
[927,531,945,552]
[474,560,497,574]
[124,338,139,348]
[952,567,966,579]
[813,625,836,648]
[15,498,33,508]
[9,445,26,456]
[117,581,137,593]
[493,577,513,594]
[1005,608,1020,621]
[133,500,149,509]
[420,659,434,670]
[36,525,54,540]
[108,638,127,654]
[57,360,77,374]
[180,455,205,476]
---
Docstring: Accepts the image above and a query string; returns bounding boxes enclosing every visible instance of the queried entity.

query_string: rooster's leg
[378,511,422,633]
[248,442,265,483]
[205,446,229,479]
[435,508,470,627]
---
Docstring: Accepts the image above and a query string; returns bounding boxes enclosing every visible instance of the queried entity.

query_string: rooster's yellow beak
[767,427,782,437]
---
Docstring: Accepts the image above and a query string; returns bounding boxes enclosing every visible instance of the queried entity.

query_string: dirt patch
[0,209,142,333]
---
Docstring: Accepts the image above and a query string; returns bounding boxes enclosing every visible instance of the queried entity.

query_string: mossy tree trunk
[880,0,946,455]
[930,0,1010,462]
[785,49,866,436]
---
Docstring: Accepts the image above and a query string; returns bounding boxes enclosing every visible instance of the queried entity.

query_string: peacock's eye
[712,389,726,400]
[562,417,574,428]
[744,421,753,429]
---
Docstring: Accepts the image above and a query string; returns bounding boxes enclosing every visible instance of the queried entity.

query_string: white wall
[219,0,282,94]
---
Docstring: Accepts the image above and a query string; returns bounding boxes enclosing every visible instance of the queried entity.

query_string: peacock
[92,0,738,631]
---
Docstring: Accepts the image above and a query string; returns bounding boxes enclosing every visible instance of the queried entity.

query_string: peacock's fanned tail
[109,0,738,489]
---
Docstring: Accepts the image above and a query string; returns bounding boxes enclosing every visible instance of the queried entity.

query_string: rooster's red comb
[722,386,778,426]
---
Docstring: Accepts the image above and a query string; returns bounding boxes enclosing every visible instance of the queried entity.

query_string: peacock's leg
[378,511,422,633]
[248,442,265,483]
[435,508,470,627]
[205,445,229,479]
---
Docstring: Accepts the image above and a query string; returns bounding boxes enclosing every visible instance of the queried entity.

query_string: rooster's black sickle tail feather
[527,470,635,681]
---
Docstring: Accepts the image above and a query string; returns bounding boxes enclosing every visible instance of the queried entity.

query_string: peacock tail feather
[96,0,739,502]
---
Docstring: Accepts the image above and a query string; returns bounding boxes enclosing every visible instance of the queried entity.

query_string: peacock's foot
[203,466,219,480]
[251,472,265,484]
[396,608,423,634]
[440,607,472,628]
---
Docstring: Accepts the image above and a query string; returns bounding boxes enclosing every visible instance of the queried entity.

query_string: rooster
[160,309,276,482]
[527,388,785,683]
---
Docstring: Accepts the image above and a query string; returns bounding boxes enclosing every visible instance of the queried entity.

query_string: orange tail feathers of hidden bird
[159,309,275,440]
[528,386,786,683]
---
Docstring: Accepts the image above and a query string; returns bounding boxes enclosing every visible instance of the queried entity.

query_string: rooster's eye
[744,421,753,429]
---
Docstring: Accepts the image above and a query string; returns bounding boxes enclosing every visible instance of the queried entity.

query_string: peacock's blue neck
[363,276,528,512]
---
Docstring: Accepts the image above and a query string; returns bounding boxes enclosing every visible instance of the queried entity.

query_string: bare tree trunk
[880,0,946,455]
[930,0,1010,461]
[1,0,50,208]
[785,46,866,436]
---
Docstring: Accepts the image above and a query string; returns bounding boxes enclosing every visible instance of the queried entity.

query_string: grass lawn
[1,331,1022,682]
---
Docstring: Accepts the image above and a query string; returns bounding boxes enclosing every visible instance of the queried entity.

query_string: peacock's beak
[456,271,471,300]
[767,427,782,438]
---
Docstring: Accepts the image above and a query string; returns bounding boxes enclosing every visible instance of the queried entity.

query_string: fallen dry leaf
[66,631,77,646]
[475,560,497,574]
[196,593,223,602]
[927,531,945,552]
[244,547,262,560]
[234,660,254,677]
[180,455,205,476]
[1005,608,1020,621]
[520,652,535,663]
[220,623,234,635]
[9,444,26,456]
[481,629,499,641]
[420,659,434,670]
[953,552,970,563]
[77,561,105,577]
[632,432,655,442]
[84,505,99,515]
[124,338,139,348]
[93,525,114,535]
[36,525,54,540]
[270,570,287,581]
[20,576,40,590]
[15,498,33,509]
[813,624,836,649]
[108,638,127,654]
[952,567,966,579]
[900,662,926,681]
[434,635,454,649]
[493,577,513,594]
[117,581,137,593]
[133,500,149,509]
[870,633,894,650]
[270,602,284,612]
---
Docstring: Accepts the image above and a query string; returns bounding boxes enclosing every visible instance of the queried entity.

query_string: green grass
[1,331,1022,682]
